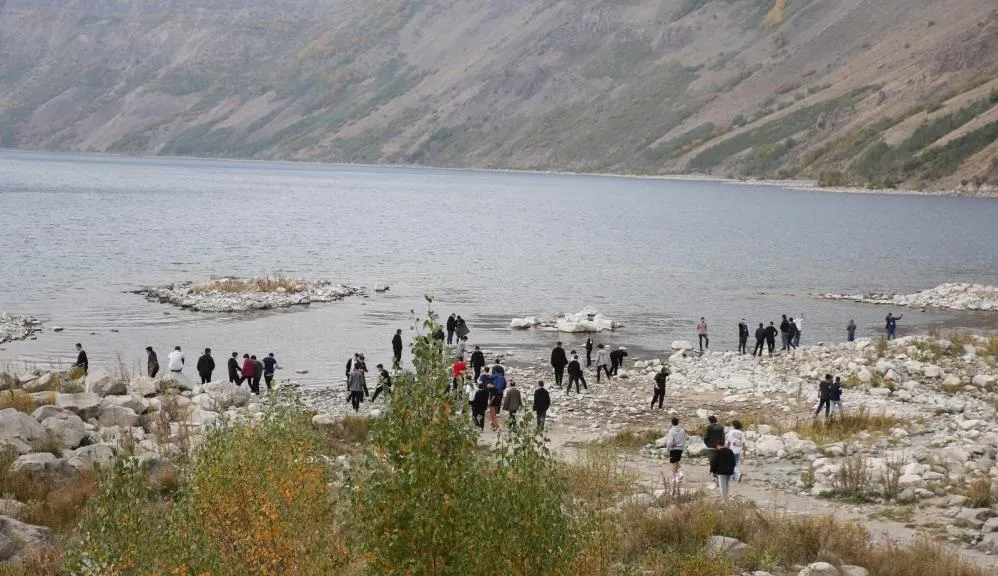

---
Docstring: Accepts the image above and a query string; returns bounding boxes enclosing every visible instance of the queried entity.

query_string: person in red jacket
[241,354,255,386]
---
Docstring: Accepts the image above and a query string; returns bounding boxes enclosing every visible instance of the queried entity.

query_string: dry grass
[0,389,38,414]
[191,275,305,294]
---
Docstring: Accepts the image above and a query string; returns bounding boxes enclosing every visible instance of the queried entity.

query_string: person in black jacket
[737,319,749,355]
[764,322,779,356]
[446,314,457,345]
[585,337,594,367]
[227,352,241,384]
[753,324,765,356]
[533,380,551,431]
[470,346,486,381]
[651,366,669,409]
[710,441,737,501]
[566,353,586,394]
[815,374,833,418]
[550,342,568,387]
[392,329,403,369]
[609,347,628,376]
[471,384,490,430]
[75,343,88,375]
[196,348,215,384]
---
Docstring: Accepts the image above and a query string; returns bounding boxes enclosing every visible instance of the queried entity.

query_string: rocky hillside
[2,0,998,191]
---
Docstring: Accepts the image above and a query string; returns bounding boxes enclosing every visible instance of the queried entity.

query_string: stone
[40,410,87,450]
[954,507,993,529]
[0,516,54,563]
[85,369,126,397]
[98,406,139,428]
[203,381,252,410]
[11,453,70,477]
[66,444,116,472]
[706,535,749,559]
[798,562,839,576]
[55,393,102,420]
[128,376,160,397]
[0,408,47,454]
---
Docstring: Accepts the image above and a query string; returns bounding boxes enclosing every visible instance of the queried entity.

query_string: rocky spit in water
[132,277,364,312]
[0,314,41,345]
[817,282,998,311]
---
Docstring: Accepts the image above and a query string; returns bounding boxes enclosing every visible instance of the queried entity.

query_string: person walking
[885,313,903,340]
[651,366,669,409]
[737,319,749,355]
[75,343,89,375]
[550,341,568,388]
[793,314,804,347]
[710,441,737,502]
[146,346,159,378]
[815,374,833,418]
[696,317,709,352]
[471,383,490,431]
[501,380,523,425]
[726,420,746,482]
[566,352,586,394]
[779,315,791,351]
[371,364,392,402]
[241,354,255,387]
[196,348,215,384]
[251,355,264,395]
[167,346,184,374]
[446,314,457,345]
[753,324,766,356]
[392,329,403,369]
[347,366,367,412]
[665,417,688,483]
[764,322,779,356]
[533,380,550,431]
[594,344,612,383]
[227,352,241,384]
[847,320,857,342]
[703,415,725,488]
[609,347,628,376]
[830,376,843,416]
[470,346,486,381]
[262,352,278,391]
[585,336,594,368]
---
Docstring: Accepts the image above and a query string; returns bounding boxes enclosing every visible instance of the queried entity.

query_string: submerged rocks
[133,277,364,312]
[817,282,998,311]
[0,314,41,345]
[511,306,622,333]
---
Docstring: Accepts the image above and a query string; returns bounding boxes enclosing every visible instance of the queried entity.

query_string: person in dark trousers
[566,352,586,394]
[501,380,523,425]
[764,322,779,356]
[471,384,489,430]
[609,347,628,376]
[75,343,88,375]
[470,346,486,381]
[347,367,368,412]
[196,348,215,384]
[533,380,551,431]
[651,366,669,409]
[550,342,568,388]
[710,441,737,501]
[703,415,726,488]
[815,374,833,418]
[753,324,766,356]
[787,317,799,352]
[392,329,403,369]
[594,344,611,383]
[446,314,457,345]
[585,337,594,367]
[146,346,159,378]
[885,313,903,340]
[779,315,791,351]
[228,352,241,384]
[241,354,254,386]
[251,355,264,395]
[737,319,749,354]
[372,364,392,402]
[262,352,278,391]
[847,320,857,342]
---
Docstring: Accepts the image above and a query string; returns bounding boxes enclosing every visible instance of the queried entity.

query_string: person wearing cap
[167,346,184,374]
[609,347,628,376]
[371,363,392,402]
[146,346,159,378]
[196,348,215,384]
[550,341,568,388]
[227,352,241,384]
[262,352,278,391]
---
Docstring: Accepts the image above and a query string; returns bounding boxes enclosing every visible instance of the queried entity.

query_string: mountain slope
[2,0,998,191]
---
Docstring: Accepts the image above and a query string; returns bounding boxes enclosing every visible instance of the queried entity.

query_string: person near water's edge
[446,313,456,345]
[651,365,669,409]
[372,364,392,402]
[886,312,903,340]
[146,346,159,378]
[815,374,833,418]
[779,315,791,351]
[696,317,709,352]
[609,347,628,376]
[753,324,766,356]
[594,344,612,383]
[793,314,804,347]
[847,319,857,342]
[567,352,586,394]
[167,346,184,374]
[737,319,749,355]
[392,329,403,369]
[196,348,214,384]
[470,346,486,381]
[585,336,594,368]
[550,341,568,388]
[347,366,367,412]
[228,352,240,384]
[262,353,278,391]
[764,322,779,356]
[75,343,88,375]
[533,380,551,431]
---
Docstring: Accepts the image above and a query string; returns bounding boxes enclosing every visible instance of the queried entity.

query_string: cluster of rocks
[132,278,364,312]
[510,306,622,332]
[817,282,998,311]
[0,314,41,345]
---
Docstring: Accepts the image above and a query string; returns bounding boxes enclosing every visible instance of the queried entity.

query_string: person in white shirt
[664,417,688,483]
[725,419,746,482]
[167,346,185,373]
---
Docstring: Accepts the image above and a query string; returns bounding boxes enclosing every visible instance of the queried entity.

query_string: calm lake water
[1,150,997,384]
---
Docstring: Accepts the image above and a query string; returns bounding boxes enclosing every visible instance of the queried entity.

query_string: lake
[1,150,997,385]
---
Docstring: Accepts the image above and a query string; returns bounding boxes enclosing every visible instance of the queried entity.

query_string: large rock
[11,453,70,477]
[706,535,749,559]
[98,406,139,428]
[798,562,839,576]
[85,369,126,397]
[39,410,87,450]
[0,516,54,563]
[127,376,160,398]
[55,393,102,420]
[0,409,46,454]
[66,444,116,472]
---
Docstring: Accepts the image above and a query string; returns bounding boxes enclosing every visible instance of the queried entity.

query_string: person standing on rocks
[347,365,367,412]
[371,364,392,402]
[196,348,215,384]
[651,366,669,409]
[703,415,726,488]
[263,352,278,391]
[533,380,551,431]
[737,319,749,355]
[75,343,89,375]
[241,354,255,387]
[146,346,159,378]
[470,346,486,381]
[764,322,779,356]
[501,380,523,425]
[446,314,457,345]
[696,318,709,353]
[392,329,403,369]
[794,314,804,347]
[830,376,843,416]
[609,347,628,376]
[726,420,746,482]
[550,341,568,388]
[847,320,857,342]
[665,417,687,483]
[228,352,241,384]
[595,344,612,383]
[167,346,184,375]
[885,312,903,340]
[566,352,586,394]
[585,336,594,367]
[753,324,766,356]
[471,383,489,431]
[779,315,791,351]
[710,440,736,502]
[815,374,833,418]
